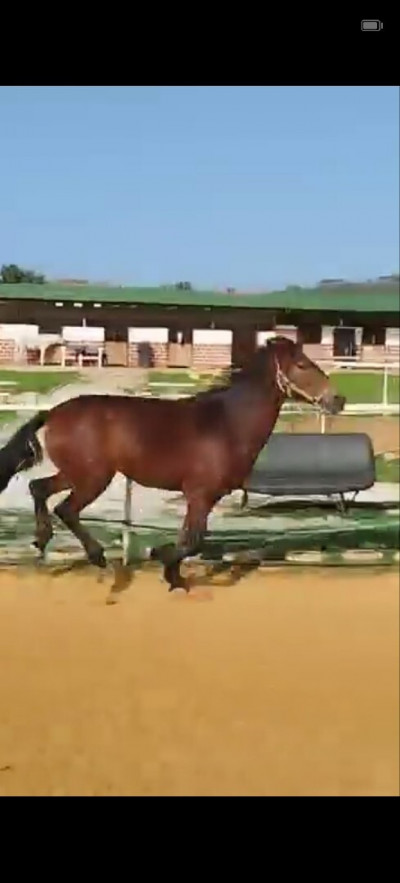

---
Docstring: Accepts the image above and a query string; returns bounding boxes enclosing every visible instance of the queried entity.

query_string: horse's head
[266,337,346,414]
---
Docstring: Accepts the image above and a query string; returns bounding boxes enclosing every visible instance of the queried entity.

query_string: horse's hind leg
[29,472,71,555]
[54,475,113,568]
[155,493,216,591]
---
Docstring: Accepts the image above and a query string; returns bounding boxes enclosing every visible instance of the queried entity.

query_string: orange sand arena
[0,565,398,796]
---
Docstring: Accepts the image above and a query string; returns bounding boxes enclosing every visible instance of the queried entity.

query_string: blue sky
[0,86,398,290]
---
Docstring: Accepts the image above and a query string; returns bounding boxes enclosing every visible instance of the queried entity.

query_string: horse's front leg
[154,493,217,591]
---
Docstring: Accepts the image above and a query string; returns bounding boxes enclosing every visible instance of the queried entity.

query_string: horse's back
[49,392,228,438]
[44,392,231,491]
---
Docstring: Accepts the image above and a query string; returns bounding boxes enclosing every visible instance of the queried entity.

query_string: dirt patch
[280,415,400,456]
[0,566,398,796]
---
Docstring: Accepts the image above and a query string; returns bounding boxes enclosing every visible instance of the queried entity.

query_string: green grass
[0,411,17,425]
[0,370,80,395]
[330,372,399,404]
[1,366,397,405]
[149,369,215,381]
[147,369,215,392]
[148,370,195,385]
[374,455,400,483]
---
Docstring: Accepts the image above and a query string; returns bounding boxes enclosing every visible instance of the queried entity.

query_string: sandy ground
[0,565,398,797]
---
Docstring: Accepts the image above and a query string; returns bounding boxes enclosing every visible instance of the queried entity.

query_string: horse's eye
[296,360,306,369]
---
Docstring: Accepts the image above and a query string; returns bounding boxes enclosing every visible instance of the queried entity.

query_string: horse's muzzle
[321,392,346,415]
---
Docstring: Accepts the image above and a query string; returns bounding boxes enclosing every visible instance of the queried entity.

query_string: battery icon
[361,19,383,30]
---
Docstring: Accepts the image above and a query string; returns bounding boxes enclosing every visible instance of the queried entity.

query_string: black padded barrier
[246,433,375,497]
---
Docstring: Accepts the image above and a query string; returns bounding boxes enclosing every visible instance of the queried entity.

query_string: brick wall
[302,342,399,365]
[0,339,15,363]
[26,347,41,365]
[302,343,333,362]
[128,342,168,368]
[384,346,400,362]
[275,326,297,342]
[192,344,232,369]
[129,342,232,369]
[385,346,400,365]
[360,345,386,362]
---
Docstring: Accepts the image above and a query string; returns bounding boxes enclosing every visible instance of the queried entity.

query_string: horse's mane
[195,338,291,399]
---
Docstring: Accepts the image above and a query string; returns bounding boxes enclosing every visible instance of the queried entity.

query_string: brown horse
[0,337,345,591]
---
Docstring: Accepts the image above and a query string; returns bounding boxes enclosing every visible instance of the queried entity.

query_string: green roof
[0,282,398,313]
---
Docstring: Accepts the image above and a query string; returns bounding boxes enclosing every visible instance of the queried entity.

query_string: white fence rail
[146,360,399,408]
[0,357,398,432]
[0,400,398,419]
[324,360,399,411]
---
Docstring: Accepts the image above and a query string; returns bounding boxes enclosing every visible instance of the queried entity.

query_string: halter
[274,355,323,407]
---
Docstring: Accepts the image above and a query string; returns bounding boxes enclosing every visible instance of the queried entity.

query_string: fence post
[320,411,326,434]
[382,362,389,409]
[122,478,133,565]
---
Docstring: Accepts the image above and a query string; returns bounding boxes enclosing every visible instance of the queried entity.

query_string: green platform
[0,500,398,569]
[125,501,399,567]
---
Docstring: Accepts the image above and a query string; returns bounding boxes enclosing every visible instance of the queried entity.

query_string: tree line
[0,264,46,284]
[0,266,194,288]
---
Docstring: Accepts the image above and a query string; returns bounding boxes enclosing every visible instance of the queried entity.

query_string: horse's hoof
[88,549,107,569]
[32,540,46,559]
[105,593,118,606]
[168,579,188,593]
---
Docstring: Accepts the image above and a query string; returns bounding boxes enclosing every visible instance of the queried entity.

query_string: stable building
[0,280,399,369]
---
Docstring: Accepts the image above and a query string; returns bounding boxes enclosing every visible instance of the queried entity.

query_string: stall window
[297,325,322,344]
[168,328,193,345]
[362,326,385,346]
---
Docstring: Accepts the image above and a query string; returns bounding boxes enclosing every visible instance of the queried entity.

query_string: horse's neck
[228,380,284,460]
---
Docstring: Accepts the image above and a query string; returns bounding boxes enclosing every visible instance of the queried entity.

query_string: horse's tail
[0,411,47,493]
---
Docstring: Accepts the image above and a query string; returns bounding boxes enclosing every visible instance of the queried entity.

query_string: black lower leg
[29,478,54,554]
[150,544,185,590]
[54,499,107,568]
[154,525,206,591]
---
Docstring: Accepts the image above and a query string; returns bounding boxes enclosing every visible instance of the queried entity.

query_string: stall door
[105,329,128,366]
[231,327,257,369]
[333,327,357,358]
[167,329,193,367]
